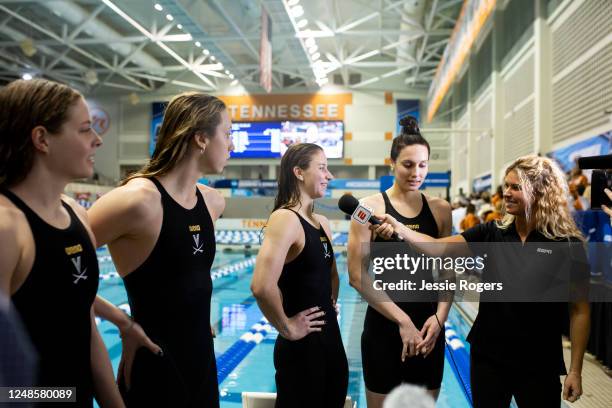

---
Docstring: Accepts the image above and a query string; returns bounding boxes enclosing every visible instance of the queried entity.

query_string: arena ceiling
[0,0,463,94]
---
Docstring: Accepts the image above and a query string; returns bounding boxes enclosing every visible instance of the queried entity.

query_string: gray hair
[383,384,435,408]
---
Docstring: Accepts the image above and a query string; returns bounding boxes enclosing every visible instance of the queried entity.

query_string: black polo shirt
[461,221,589,374]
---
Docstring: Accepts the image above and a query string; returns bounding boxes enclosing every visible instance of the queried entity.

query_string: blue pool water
[96,247,472,407]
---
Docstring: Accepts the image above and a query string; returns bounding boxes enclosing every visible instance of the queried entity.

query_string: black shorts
[361,306,445,394]
[470,349,561,408]
[274,321,348,408]
[119,345,219,407]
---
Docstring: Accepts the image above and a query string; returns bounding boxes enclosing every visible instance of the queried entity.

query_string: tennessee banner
[218,93,353,121]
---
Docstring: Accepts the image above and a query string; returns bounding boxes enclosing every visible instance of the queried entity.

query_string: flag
[260,7,272,93]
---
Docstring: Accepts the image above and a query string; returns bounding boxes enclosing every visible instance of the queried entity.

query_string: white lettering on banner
[278,104,288,118]
[316,104,325,117]
[264,105,275,117]
[290,104,300,118]
[328,104,338,117]
[346,181,381,189]
[227,104,343,120]
[303,104,313,118]
[240,105,249,118]
[253,105,263,119]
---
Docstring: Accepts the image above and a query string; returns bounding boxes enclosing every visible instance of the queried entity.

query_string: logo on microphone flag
[352,204,373,225]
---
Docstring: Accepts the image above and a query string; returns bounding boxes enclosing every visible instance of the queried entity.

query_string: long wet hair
[498,155,583,240]
[273,143,324,212]
[390,115,431,161]
[122,92,226,185]
[0,79,82,187]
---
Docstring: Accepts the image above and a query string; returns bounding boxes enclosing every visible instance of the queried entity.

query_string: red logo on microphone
[352,204,372,225]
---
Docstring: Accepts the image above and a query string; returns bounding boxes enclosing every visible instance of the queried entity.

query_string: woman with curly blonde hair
[497,155,584,240]
[370,154,590,407]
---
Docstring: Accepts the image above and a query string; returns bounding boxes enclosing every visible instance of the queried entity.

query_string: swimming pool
[96,247,473,407]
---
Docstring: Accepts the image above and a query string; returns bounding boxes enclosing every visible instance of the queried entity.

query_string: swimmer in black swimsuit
[348,116,452,407]
[89,93,233,407]
[252,143,348,408]
[374,154,590,407]
[0,79,124,407]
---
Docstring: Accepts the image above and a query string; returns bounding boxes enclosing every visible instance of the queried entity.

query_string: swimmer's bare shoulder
[423,195,452,236]
[88,178,162,245]
[362,192,385,215]
[197,183,225,222]
[0,199,33,295]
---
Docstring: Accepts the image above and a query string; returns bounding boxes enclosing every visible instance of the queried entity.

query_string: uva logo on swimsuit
[192,233,204,255]
[321,237,331,259]
[189,225,204,255]
[65,244,87,284]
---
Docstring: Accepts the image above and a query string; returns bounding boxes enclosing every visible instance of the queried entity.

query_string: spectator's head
[481,191,491,203]
[383,384,435,408]
[466,203,476,214]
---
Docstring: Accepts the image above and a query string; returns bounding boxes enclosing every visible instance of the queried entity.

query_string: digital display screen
[230,120,344,159]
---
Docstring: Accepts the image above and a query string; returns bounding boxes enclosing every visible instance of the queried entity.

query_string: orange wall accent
[384,157,392,165]
[344,158,353,165]
[384,92,393,104]
[345,132,352,141]
[384,131,392,140]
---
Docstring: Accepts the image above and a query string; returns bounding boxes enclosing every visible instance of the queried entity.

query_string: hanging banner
[427,0,497,122]
[472,173,492,192]
[259,7,272,93]
[548,132,612,173]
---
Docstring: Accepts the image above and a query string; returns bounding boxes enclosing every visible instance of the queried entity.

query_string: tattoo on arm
[280,323,290,337]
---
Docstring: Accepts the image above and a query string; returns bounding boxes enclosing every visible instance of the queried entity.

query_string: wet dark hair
[390,115,430,161]
[273,143,323,212]
[122,92,226,185]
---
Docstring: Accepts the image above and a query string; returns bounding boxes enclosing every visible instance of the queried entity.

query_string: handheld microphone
[338,194,404,242]
[577,154,611,170]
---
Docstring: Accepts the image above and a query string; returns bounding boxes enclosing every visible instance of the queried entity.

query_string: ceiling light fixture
[19,38,37,57]
[154,4,163,11]
[166,14,173,21]
[177,23,183,29]
[22,73,33,80]
[289,5,304,18]
[85,69,98,85]
[100,0,216,89]
[282,1,326,87]
[195,41,201,47]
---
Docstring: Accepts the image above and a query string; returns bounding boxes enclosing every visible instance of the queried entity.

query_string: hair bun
[399,115,420,135]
